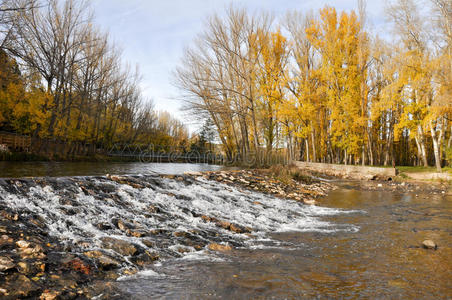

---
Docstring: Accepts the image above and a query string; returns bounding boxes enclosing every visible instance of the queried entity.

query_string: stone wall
[294,161,397,180]
[406,172,451,181]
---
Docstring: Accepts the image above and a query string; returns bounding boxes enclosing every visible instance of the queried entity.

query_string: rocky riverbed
[357,180,450,194]
[0,170,344,299]
[179,169,336,205]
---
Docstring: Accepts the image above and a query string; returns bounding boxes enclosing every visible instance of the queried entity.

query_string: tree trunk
[429,120,443,172]
[311,131,316,162]
[417,125,428,167]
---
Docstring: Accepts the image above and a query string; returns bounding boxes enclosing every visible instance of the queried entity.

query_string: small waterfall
[0,174,359,268]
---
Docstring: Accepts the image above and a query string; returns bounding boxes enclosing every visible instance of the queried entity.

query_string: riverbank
[190,167,450,197]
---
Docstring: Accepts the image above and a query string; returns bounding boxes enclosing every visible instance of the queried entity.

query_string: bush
[267,164,319,184]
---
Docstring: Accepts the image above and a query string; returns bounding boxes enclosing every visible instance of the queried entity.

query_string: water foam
[0,175,360,264]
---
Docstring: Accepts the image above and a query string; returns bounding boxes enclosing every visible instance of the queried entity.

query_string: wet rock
[207,243,232,252]
[20,244,46,259]
[0,235,13,248]
[29,216,47,229]
[84,250,121,270]
[183,171,203,176]
[422,240,437,250]
[16,239,31,248]
[176,247,191,254]
[17,261,32,274]
[0,211,19,221]
[97,256,121,270]
[303,199,316,205]
[201,215,212,222]
[83,250,102,259]
[130,251,159,266]
[96,222,113,230]
[142,239,155,248]
[147,205,160,213]
[0,256,15,271]
[101,237,138,256]
[40,290,60,300]
[3,274,41,298]
[217,220,231,230]
[229,224,244,233]
[116,219,128,231]
[127,229,147,238]
[63,258,91,275]
[173,231,188,237]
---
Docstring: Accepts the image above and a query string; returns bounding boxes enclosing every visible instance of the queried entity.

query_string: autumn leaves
[176,2,451,169]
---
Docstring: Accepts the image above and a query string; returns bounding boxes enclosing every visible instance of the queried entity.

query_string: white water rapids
[0,175,360,266]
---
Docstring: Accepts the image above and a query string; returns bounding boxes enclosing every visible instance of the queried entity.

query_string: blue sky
[92,0,388,132]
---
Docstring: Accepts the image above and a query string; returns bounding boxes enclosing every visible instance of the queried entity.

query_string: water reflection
[0,161,233,178]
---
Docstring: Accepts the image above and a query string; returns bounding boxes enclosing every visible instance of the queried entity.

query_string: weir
[0,174,358,270]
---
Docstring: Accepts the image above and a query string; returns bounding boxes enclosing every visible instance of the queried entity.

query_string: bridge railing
[0,131,31,152]
[106,143,225,164]
[106,143,289,166]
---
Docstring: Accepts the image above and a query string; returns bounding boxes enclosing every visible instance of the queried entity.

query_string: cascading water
[0,174,359,270]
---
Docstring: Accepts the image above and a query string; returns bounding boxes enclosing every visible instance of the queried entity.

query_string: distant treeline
[175,1,452,170]
[0,0,189,158]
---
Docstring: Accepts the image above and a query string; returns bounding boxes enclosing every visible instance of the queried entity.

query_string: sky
[92,0,389,133]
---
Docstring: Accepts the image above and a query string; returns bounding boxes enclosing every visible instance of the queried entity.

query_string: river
[115,181,451,299]
[0,161,233,178]
[0,162,450,298]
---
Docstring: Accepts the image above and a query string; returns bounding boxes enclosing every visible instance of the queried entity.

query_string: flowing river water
[115,181,452,299]
[0,162,451,299]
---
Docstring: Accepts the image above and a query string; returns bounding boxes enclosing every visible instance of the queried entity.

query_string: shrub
[267,164,319,184]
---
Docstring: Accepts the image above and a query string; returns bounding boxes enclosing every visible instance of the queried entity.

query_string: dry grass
[266,164,319,185]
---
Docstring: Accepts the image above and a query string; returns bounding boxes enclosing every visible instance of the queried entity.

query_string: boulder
[422,240,437,250]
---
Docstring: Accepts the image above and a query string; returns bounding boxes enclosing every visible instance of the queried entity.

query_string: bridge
[0,131,31,152]
[106,143,225,164]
